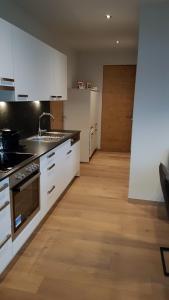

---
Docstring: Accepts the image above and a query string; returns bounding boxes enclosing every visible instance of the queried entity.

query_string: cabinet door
[12,25,44,101]
[90,91,99,150]
[40,148,57,214]
[55,140,71,193]
[36,43,52,101]
[0,178,13,275]
[0,237,12,275]
[0,18,13,79]
[51,49,67,101]
[72,141,80,177]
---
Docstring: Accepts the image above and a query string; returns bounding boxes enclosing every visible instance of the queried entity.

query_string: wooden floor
[1,151,169,299]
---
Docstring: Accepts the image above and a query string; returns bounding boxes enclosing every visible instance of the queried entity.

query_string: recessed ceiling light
[116,40,120,44]
[106,14,112,19]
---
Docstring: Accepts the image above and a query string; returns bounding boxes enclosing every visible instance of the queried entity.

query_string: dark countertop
[0,130,80,182]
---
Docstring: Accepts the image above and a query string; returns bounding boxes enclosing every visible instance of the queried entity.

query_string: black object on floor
[159,164,169,276]
[160,247,169,277]
[159,163,169,218]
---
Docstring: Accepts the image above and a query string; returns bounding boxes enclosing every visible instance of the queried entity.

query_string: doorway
[101,65,136,152]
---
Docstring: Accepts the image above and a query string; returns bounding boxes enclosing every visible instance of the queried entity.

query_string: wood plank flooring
[1,151,169,299]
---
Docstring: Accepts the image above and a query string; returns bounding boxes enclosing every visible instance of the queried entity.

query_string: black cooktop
[0,152,34,172]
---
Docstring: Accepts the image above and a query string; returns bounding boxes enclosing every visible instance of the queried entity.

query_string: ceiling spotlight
[116,40,120,44]
[106,14,112,19]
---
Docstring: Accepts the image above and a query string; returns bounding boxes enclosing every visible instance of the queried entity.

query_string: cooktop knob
[25,167,31,173]
[15,173,23,180]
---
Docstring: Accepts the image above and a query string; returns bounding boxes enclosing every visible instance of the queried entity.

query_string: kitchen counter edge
[0,130,80,182]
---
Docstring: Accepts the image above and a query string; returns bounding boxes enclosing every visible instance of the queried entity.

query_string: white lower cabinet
[12,211,41,256]
[0,178,13,275]
[0,137,80,275]
[0,238,12,275]
[40,138,80,216]
[72,141,80,177]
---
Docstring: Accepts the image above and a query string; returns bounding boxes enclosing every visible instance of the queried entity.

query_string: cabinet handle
[1,78,15,82]
[48,185,55,195]
[0,234,11,250]
[51,96,62,99]
[47,163,55,171]
[47,152,55,159]
[18,94,28,98]
[0,183,9,193]
[67,150,72,155]
[0,201,10,212]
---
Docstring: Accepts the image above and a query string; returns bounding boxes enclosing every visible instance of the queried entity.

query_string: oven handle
[13,172,41,192]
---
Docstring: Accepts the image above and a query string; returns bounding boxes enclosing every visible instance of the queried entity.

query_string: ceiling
[13,0,163,51]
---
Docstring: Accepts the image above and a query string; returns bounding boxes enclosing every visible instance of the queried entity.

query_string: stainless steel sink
[28,135,64,143]
[27,132,71,143]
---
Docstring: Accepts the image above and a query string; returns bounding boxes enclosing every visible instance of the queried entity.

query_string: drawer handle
[1,78,15,82]
[48,185,55,195]
[0,183,9,193]
[0,234,11,250]
[0,201,10,212]
[47,152,55,159]
[18,94,28,98]
[67,150,72,155]
[56,96,62,99]
[47,163,55,171]
[51,96,57,98]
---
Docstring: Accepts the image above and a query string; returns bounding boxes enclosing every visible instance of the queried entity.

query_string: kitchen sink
[27,132,71,143]
[28,135,63,142]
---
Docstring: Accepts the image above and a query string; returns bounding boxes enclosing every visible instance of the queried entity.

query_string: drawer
[47,182,57,210]
[0,178,10,205]
[46,161,56,183]
[40,151,56,173]
[44,149,56,165]
[0,203,11,241]
[0,235,12,275]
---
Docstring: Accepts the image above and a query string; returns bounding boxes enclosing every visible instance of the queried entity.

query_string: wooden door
[101,65,136,152]
[50,101,63,129]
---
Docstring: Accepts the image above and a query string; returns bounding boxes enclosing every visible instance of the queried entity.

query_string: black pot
[0,129,21,151]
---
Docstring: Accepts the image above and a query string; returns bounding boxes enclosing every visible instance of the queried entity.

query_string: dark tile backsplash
[0,101,51,138]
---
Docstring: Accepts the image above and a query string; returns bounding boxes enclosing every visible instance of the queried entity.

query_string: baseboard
[128,198,164,206]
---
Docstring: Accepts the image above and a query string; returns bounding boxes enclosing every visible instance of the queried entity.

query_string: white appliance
[64,89,99,162]
[89,126,95,157]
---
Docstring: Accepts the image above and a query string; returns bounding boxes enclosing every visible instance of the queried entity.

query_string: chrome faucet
[38,112,55,136]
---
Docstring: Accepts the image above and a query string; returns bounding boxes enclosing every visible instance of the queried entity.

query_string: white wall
[76,49,137,148]
[77,49,137,91]
[129,2,169,202]
[0,0,77,88]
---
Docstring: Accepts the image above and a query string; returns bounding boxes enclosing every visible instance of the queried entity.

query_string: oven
[10,159,40,240]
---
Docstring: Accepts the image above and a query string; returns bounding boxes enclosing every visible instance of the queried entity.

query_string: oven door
[11,171,40,240]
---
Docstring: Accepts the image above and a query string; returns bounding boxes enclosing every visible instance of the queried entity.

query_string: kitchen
[1,1,169,299]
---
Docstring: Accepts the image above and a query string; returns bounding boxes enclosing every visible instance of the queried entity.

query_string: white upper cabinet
[50,48,67,101]
[0,19,13,80]
[33,41,52,101]
[12,25,41,101]
[0,18,67,101]
[11,22,67,101]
